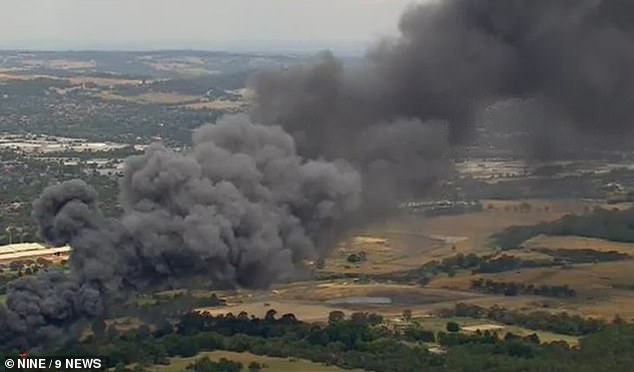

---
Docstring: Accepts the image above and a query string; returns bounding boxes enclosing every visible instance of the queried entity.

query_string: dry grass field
[0,72,52,82]
[184,99,246,112]
[429,259,634,321]
[413,199,590,255]
[322,199,596,277]
[151,350,358,372]
[310,200,634,322]
[323,234,447,275]
[95,91,201,105]
[199,299,351,323]
[135,92,201,104]
[0,73,144,88]
[68,76,143,87]
[200,279,580,345]
[199,280,543,325]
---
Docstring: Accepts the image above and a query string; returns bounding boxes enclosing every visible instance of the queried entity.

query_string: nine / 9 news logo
[4,356,107,371]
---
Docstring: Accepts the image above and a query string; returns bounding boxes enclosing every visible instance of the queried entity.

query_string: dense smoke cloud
[252,0,634,160]
[0,115,361,350]
[3,0,634,350]
[251,53,452,203]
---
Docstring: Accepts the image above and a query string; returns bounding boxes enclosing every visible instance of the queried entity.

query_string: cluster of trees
[346,251,367,263]
[114,73,248,98]
[493,207,634,250]
[185,358,263,372]
[439,253,484,273]
[435,328,542,358]
[50,310,441,372]
[403,326,436,342]
[185,357,244,372]
[473,254,548,274]
[25,307,634,372]
[377,252,552,285]
[471,279,576,298]
[442,303,605,336]
[378,253,485,284]
[532,248,630,263]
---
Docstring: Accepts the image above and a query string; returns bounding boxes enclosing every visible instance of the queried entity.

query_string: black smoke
[0,115,361,350]
[252,0,634,162]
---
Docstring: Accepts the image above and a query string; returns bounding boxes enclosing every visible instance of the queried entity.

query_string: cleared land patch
[95,91,202,105]
[198,300,350,323]
[184,99,246,112]
[412,316,579,346]
[151,350,356,372]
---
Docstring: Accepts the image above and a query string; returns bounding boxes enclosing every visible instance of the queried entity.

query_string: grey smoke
[252,0,634,161]
[0,115,361,349]
[3,0,634,350]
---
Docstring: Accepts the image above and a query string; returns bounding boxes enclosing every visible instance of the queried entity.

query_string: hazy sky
[0,0,419,52]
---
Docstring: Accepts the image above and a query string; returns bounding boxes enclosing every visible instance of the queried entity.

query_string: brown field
[68,76,143,87]
[0,73,143,89]
[274,281,475,304]
[414,199,587,255]
[322,199,593,277]
[323,233,446,275]
[151,350,358,372]
[200,280,545,324]
[202,278,579,345]
[136,92,201,104]
[461,324,505,332]
[16,58,95,70]
[184,99,246,112]
[96,91,201,105]
[46,59,96,70]
[430,259,634,320]
[0,72,53,82]
[314,201,634,322]
[199,299,351,323]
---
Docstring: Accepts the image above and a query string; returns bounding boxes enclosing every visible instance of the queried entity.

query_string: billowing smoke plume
[252,0,634,162]
[0,115,361,350]
[3,0,634,351]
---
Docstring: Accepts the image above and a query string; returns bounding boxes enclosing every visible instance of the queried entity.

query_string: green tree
[248,361,263,372]
[402,309,413,322]
[264,309,277,322]
[446,321,460,333]
[328,310,346,325]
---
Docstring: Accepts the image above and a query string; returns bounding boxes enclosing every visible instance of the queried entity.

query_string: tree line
[17,307,634,372]
[471,278,576,298]
[492,207,634,250]
[441,303,604,336]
